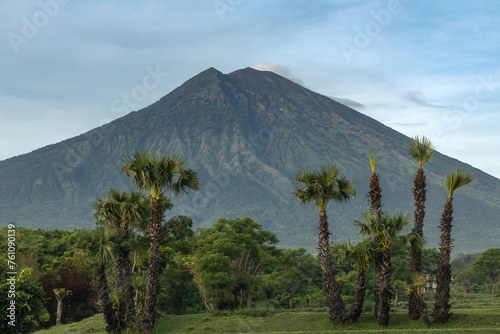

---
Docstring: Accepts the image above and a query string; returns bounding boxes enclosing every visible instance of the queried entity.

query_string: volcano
[1,67,499,254]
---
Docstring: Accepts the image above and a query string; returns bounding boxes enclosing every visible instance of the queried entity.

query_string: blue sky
[1,0,499,177]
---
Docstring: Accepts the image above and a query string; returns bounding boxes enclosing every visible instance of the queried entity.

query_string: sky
[1,0,499,178]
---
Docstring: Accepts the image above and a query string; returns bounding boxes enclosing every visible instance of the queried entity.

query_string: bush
[363,300,374,312]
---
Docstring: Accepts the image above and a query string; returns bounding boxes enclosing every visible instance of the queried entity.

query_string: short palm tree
[122,150,200,333]
[75,228,118,333]
[433,169,473,324]
[93,189,149,328]
[294,164,356,324]
[356,211,418,326]
[335,240,375,323]
[407,136,435,320]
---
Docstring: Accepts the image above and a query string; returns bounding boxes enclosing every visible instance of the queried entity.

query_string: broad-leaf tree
[187,217,278,311]
[294,164,356,324]
[122,150,199,333]
[433,169,473,324]
[472,248,500,297]
[407,136,435,320]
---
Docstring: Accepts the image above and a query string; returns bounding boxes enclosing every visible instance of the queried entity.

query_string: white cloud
[253,63,304,85]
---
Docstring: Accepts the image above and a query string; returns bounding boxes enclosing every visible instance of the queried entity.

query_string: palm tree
[294,164,356,324]
[122,150,200,333]
[367,151,384,319]
[407,136,435,320]
[75,228,118,333]
[356,211,417,326]
[433,169,473,324]
[335,240,375,323]
[93,189,149,328]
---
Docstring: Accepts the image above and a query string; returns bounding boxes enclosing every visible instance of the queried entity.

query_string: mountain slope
[1,67,499,254]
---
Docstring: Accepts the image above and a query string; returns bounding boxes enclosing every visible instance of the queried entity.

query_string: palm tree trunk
[376,249,391,326]
[123,253,136,327]
[318,209,346,324]
[98,261,118,333]
[409,168,426,320]
[114,248,126,328]
[374,247,382,320]
[368,172,383,320]
[121,224,136,327]
[368,173,383,216]
[345,267,366,323]
[139,198,163,333]
[433,197,454,324]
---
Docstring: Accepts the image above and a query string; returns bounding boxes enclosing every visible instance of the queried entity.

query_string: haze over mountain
[1,67,499,254]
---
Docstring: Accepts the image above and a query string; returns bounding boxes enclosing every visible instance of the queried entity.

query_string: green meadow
[34,293,500,334]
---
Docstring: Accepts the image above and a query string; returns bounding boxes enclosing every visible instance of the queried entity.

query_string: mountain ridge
[1,67,499,254]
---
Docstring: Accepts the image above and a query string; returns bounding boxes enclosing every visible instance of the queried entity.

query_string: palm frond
[355,210,411,251]
[369,150,376,174]
[445,169,474,198]
[122,150,199,200]
[407,136,435,168]
[294,164,355,210]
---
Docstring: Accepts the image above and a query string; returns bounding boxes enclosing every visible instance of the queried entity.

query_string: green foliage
[186,217,279,311]
[407,135,435,168]
[0,227,75,267]
[122,150,200,200]
[355,211,414,252]
[93,189,150,232]
[40,250,97,326]
[73,227,117,265]
[294,164,356,210]
[446,169,474,198]
[0,268,50,334]
[472,248,500,297]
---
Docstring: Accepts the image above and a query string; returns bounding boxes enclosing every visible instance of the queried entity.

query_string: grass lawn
[34,294,500,334]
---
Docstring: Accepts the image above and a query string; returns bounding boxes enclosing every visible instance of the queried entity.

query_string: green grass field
[34,294,500,334]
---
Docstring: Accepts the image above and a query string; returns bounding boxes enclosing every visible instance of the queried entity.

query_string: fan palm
[335,240,375,323]
[122,150,200,333]
[75,228,118,333]
[93,189,149,328]
[407,136,435,320]
[356,211,418,325]
[294,164,356,324]
[433,169,473,324]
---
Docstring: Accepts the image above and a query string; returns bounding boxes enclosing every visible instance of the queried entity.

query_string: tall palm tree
[433,169,473,324]
[75,228,118,333]
[407,136,435,320]
[122,150,200,333]
[367,151,384,319]
[335,240,375,323]
[93,189,149,328]
[294,164,356,324]
[356,211,417,326]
